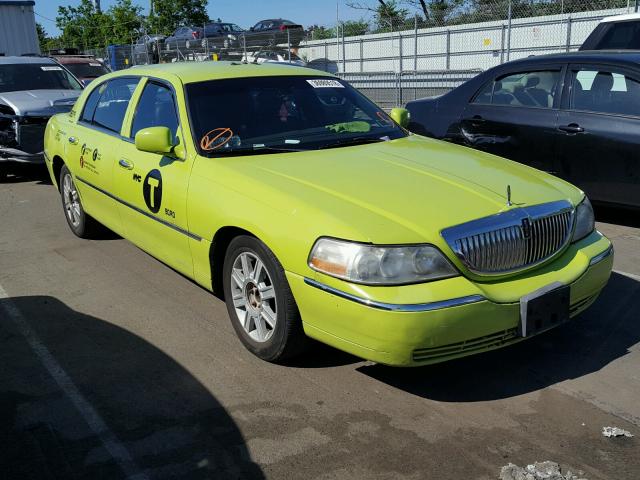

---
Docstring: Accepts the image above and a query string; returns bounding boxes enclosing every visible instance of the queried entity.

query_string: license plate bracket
[519,282,570,337]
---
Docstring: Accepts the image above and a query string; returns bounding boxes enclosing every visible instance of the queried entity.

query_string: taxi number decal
[143,169,163,213]
[306,79,343,88]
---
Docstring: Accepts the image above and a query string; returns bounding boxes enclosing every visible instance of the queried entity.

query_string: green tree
[36,23,48,52]
[374,0,409,32]
[308,25,335,40]
[342,19,370,37]
[147,0,210,35]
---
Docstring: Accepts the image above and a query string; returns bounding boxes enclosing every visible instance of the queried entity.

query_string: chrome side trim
[589,244,614,266]
[75,175,202,241]
[303,278,485,312]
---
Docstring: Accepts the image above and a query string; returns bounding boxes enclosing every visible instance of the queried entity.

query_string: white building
[0,0,39,56]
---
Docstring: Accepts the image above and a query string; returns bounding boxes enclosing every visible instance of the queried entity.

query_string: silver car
[0,56,82,180]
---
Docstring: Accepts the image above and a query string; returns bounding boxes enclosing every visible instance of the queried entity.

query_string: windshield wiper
[204,145,306,157]
[318,136,387,150]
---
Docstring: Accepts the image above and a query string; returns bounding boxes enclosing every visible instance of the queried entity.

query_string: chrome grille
[442,200,575,275]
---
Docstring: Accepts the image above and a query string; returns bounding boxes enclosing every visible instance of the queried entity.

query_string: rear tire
[59,164,99,238]
[0,166,6,183]
[222,235,307,362]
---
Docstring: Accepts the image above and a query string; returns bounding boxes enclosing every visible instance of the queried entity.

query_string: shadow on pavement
[357,272,640,402]
[0,164,52,185]
[594,204,640,229]
[0,296,264,479]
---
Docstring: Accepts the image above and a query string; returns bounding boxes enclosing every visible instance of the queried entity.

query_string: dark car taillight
[192,31,200,39]
[279,25,286,31]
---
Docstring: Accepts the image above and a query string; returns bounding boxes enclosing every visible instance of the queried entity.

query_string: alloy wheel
[230,252,277,342]
[62,173,81,228]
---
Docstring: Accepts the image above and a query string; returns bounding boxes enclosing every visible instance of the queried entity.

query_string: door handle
[469,115,485,127]
[558,124,584,134]
[118,158,134,170]
[68,136,78,145]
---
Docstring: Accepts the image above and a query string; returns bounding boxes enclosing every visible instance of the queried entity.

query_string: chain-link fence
[298,4,635,73]
[68,2,638,108]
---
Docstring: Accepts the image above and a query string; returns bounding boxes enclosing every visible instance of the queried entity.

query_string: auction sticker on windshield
[307,79,344,88]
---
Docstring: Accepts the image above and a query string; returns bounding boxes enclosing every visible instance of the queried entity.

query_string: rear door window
[570,67,640,117]
[90,77,139,133]
[473,70,561,108]
[81,84,103,122]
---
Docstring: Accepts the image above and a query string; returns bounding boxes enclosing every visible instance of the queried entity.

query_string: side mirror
[250,27,255,31]
[134,126,174,155]
[389,107,410,128]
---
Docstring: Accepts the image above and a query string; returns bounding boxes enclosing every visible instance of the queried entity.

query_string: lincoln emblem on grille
[521,217,532,239]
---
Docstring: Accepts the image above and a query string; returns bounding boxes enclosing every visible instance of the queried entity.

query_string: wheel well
[52,155,64,190]
[209,226,256,300]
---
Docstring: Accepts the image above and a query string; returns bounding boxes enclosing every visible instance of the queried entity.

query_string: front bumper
[287,231,613,366]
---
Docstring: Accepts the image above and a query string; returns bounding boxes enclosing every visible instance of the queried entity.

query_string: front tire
[222,235,307,362]
[59,164,98,238]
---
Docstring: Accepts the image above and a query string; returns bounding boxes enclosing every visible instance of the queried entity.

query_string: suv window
[595,21,640,49]
[91,78,139,133]
[130,82,179,140]
[473,70,560,108]
[571,68,640,117]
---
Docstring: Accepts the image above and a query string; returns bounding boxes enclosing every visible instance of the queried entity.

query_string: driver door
[112,78,195,277]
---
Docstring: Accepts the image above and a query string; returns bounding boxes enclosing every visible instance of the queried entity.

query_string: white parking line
[614,270,640,282]
[0,284,147,480]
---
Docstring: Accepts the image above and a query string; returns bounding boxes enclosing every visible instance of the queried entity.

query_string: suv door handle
[118,158,134,170]
[558,124,584,134]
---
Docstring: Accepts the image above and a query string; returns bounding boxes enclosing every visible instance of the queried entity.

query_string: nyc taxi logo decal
[143,169,163,213]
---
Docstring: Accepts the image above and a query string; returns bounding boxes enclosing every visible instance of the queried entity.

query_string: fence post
[324,42,328,72]
[500,24,505,64]
[341,25,346,72]
[288,28,292,62]
[506,0,512,61]
[565,16,572,52]
[445,29,451,70]
[359,38,363,72]
[414,15,418,72]
[398,31,403,72]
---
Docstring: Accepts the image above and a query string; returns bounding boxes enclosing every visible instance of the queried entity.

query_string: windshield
[186,76,406,156]
[64,62,110,79]
[0,63,83,93]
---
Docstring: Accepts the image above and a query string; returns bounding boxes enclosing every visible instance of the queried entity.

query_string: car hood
[0,89,81,116]
[235,135,583,245]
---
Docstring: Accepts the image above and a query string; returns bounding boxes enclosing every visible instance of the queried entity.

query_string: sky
[34,0,370,36]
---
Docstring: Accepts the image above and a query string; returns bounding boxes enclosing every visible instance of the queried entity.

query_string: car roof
[499,50,640,68]
[601,12,640,23]
[0,56,57,65]
[113,61,330,84]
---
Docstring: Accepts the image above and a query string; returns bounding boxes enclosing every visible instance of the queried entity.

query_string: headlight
[572,196,595,242]
[308,238,458,285]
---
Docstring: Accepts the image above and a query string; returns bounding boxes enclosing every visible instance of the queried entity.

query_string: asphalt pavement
[1,166,638,479]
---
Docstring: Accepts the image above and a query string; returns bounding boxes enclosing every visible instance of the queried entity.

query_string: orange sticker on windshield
[376,111,393,125]
[200,128,234,151]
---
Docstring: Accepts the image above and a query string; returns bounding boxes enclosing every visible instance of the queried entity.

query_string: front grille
[442,200,575,275]
[412,328,518,363]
